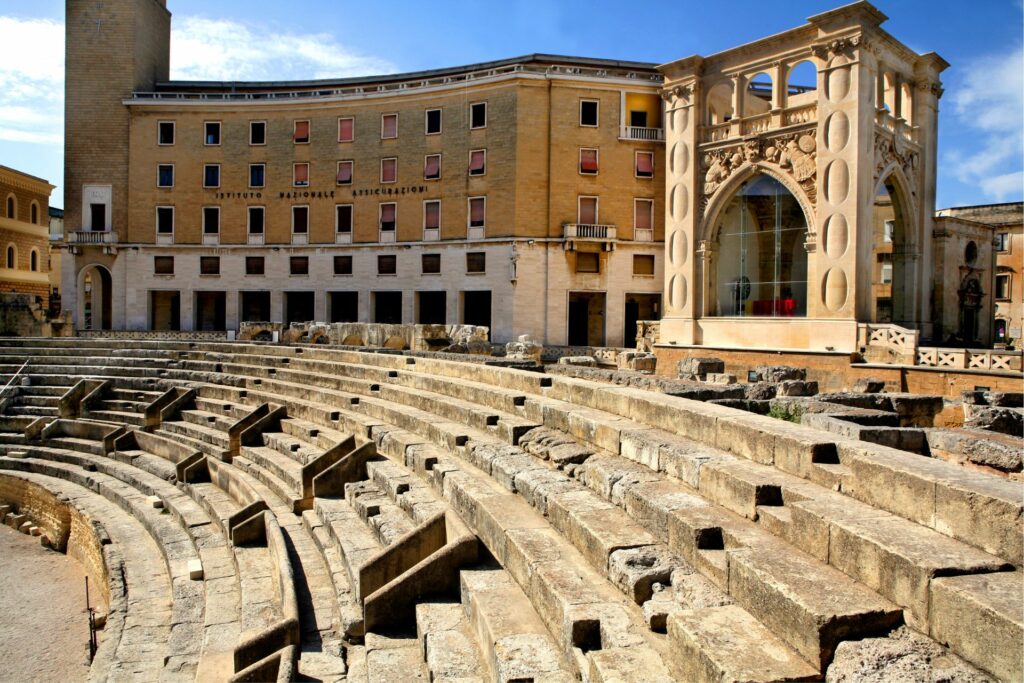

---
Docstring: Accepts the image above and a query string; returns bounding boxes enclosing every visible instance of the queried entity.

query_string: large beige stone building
[63,0,664,345]
[0,165,53,300]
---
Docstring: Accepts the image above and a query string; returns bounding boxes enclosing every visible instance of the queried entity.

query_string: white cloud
[947,47,1024,201]
[171,17,395,82]
[0,17,64,145]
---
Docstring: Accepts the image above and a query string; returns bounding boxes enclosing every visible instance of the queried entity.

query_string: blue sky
[1,0,1021,210]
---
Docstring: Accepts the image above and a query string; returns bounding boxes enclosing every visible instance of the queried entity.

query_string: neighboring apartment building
[936,203,1024,347]
[0,165,53,300]
[63,0,664,345]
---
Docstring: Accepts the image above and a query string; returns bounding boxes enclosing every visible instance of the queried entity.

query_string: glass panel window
[422,254,441,274]
[469,197,486,228]
[337,160,353,185]
[424,200,441,230]
[469,149,486,176]
[380,203,396,231]
[245,256,265,275]
[203,164,220,188]
[883,219,895,243]
[470,102,487,129]
[248,207,265,234]
[156,207,174,234]
[995,319,1008,341]
[996,232,1009,252]
[249,164,265,188]
[250,121,266,145]
[381,114,398,139]
[336,205,353,233]
[290,256,309,275]
[466,252,486,273]
[154,256,174,275]
[338,117,354,142]
[292,206,309,234]
[378,255,397,275]
[634,199,653,231]
[995,274,1011,299]
[633,254,655,275]
[200,256,220,275]
[158,121,175,145]
[157,164,174,188]
[580,100,599,127]
[202,207,220,234]
[576,252,599,273]
[580,148,598,175]
[294,162,309,187]
[293,120,310,143]
[425,108,442,134]
[712,174,808,317]
[381,157,397,183]
[204,121,221,145]
[636,151,654,178]
[334,255,352,275]
[424,154,441,180]
[578,197,598,225]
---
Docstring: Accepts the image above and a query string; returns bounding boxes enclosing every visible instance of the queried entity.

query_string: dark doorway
[150,291,180,330]
[568,292,605,346]
[373,291,402,324]
[329,292,359,323]
[285,291,315,325]
[624,293,661,346]
[462,291,491,328]
[195,291,226,331]
[240,291,271,322]
[417,291,446,324]
[90,203,106,231]
[630,110,648,127]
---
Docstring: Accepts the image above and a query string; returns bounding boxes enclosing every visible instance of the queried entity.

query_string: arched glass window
[30,250,38,271]
[6,245,15,269]
[31,203,38,224]
[5,196,13,219]
[712,174,808,317]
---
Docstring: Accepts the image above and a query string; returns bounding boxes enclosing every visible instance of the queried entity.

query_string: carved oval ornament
[669,229,688,267]
[822,267,849,311]
[673,107,689,134]
[825,160,850,205]
[669,273,687,310]
[671,183,689,221]
[672,141,690,177]
[827,55,851,103]
[825,111,850,152]
[823,213,849,259]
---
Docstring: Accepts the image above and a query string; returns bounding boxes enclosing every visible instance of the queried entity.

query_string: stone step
[262,431,322,465]
[194,395,250,420]
[88,409,146,427]
[11,395,60,407]
[314,496,386,596]
[414,602,486,682]
[345,480,417,547]
[233,455,303,512]
[6,405,58,417]
[45,435,106,456]
[99,398,149,412]
[240,445,303,493]
[364,633,429,683]
[365,457,447,524]
[160,419,230,449]
[154,426,230,461]
[280,416,347,451]
[301,509,362,636]
[180,408,235,433]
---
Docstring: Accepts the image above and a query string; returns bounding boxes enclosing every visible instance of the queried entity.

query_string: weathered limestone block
[677,357,725,379]
[745,382,778,400]
[558,356,597,367]
[616,352,656,373]
[607,546,675,604]
[753,365,806,383]
[963,404,1023,435]
[827,626,993,683]
[188,558,204,580]
[504,334,543,362]
[704,373,736,385]
[778,380,818,397]
[852,377,887,393]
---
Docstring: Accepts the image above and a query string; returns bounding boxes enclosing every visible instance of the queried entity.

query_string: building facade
[63,0,664,346]
[1,165,54,300]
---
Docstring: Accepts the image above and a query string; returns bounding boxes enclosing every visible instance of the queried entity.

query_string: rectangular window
[880,262,893,284]
[576,252,599,273]
[337,160,353,185]
[379,203,397,232]
[248,206,265,234]
[203,207,220,235]
[156,207,174,234]
[469,149,486,176]
[250,120,266,145]
[580,148,599,175]
[292,205,309,234]
[425,108,442,135]
[578,196,598,225]
[158,121,175,145]
[580,99,599,127]
[424,200,440,230]
[470,102,487,129]
[249,164,265,188]
[634,199,653,232]
[381,113,398,139]
[883,220,895,243]
[378,254,397,275]
[204,121,221,146]
[245,256,265,275]
[334,255,352,275]
[203,164,220,188]
[466,252,486,274]
[633,254,655,276]
[422,253,441,274]
[424,154,441,180]
[293,120,310,144]
[336,204,353,234]
[154,255,174,275]
[157,164,174,188]
[995,274,1011,299]
[380,157,397,183]
[338,117,354,142]
[290,256,309,276]
[468,197,486,228]
[996,232,1009,252]
[294,162,309,187]
[200,256,220,275]
[636,151,654,178]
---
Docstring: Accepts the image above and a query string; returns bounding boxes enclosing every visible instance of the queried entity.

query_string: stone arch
[5,243,16,269]
[77,263,113,331]
[29,248,39,272]
[869,167,919,327]
[700,162,815,245]
[5,193,16,219]
[706,80,734,125]
[30,200,40,225]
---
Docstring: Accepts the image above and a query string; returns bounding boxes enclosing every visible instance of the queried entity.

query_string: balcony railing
[633,228,653,242]
[564,223,616,240]
[619,126,664,142]
[67,230,117,245]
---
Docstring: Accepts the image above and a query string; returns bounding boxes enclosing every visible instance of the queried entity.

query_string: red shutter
[338,118,353,142]
[470,198,485,224]
[425,202,440,229]
[579,198,597,225]
[382,115,397,138]
[580,149,598,173]
[380,203,396,223]
[636,152,654,175]
[294,120,309,142]
[469,150,485,172]
[425,155,440,178]
[635,201,652,230]
[337,162,352,184]
[382,159,396,182]
[294,163,309,185]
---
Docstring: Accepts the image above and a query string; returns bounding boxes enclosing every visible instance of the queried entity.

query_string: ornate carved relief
[810,35,866,60]
[873,132,919,198]
[661,83,693,104]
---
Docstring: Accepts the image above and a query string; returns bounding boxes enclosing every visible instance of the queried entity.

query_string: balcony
[67,230,117,245]
[619,126,664,142]
[564,223,616,250]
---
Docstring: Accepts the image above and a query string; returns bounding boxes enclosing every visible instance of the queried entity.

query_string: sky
[0,0,1021,211]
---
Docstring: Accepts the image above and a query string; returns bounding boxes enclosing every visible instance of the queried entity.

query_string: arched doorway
[78,264,112,330]
[708,173,809,317]
[870,176,914,326]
